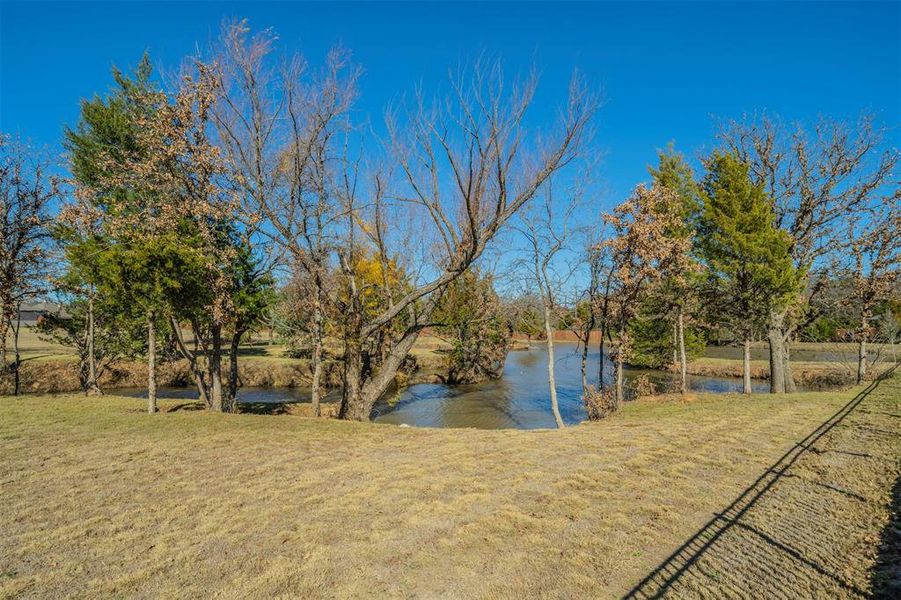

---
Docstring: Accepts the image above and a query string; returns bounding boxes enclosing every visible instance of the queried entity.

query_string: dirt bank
[676,357,889,388]
[2,357,346,396]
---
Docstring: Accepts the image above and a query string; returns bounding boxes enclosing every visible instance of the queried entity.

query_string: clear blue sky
[2,1,899,207]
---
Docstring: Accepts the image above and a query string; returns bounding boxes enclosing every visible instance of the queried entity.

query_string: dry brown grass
[682,356,893,388]
[1,375,899,598]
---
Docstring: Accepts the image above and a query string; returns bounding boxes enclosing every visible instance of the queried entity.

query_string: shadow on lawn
[871,473,901,599]
[238,402,294,415]
[166,402,206,412]
[166,401,295,415]
[625,364,899,600]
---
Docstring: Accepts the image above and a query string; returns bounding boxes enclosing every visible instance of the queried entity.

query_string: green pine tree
[698,152,799,394]
[63,54,201,411]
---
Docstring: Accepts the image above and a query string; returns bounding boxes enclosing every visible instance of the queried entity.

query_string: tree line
[516,124,898,425]
[0,20,593,416]
[1,20,897,424]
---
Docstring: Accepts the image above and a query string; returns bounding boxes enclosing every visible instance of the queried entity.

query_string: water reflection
[118,343,783,430]
[372,343,773,429]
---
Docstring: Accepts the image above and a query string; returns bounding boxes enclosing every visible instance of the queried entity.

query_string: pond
[118,342,783,429]
[371,343,775,429]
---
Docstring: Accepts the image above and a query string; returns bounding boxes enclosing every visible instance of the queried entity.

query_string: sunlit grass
[2,375,897,597]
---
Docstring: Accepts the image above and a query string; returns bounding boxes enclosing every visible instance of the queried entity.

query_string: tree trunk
[85,293,102,396]
[677,307,687,395]
[171,316,210,406]
[359,326,422,413]
[766,308,786,394]
[857,312,869,384]
[12,307,21,396]
[227,328,245,412]
[0,310,9,373]
[672,320,678,367]
[310,300,324,417]
[614,347,625,409]
[339,324,366,420]
[743,335,752,395]
[147,312,157,414]
[783,339,797,393]
[338,268,444,421]
[599,322,607,389]
[209,323,224,412]
[580,334,589,395]
[543,301,565,429]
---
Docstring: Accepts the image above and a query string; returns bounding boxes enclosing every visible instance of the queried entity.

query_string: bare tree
[517,182,582,428]
[209,21,358,417]
[719,114,899,392]
[0,136,55,394]
[203,22,596,421]
[572,237,604,394]
[328,63,596,421]
[845,203,900,383]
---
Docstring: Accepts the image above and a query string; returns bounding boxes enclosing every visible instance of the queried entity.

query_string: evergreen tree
[698,152,799,394]
[63,55,201,411]
[434,270,511,384]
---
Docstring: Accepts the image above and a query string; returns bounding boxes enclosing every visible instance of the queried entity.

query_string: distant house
[17,302,68,326]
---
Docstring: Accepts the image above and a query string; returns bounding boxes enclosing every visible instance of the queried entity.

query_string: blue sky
[1,1,899,208]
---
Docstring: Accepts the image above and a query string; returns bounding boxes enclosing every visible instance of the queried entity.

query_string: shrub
[583,385,617,420]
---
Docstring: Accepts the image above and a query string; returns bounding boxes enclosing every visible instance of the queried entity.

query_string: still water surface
[371,343,775,428]
[121,343,785,429]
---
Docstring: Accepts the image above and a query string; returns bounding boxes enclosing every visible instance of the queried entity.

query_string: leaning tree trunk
[857,311,869,384]
[85,293,102,396]
[209,323,225,412]
[677,307,687,395]
[766,308,786,394]
[358,326,423,414]
[171,317,210,407]
[743,335,752,395]
[147,311,157,414]
[543,301,565,429]
[338,276,445,422]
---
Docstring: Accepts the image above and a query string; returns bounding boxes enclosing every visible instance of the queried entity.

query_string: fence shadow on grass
[871,472,901,599]
[624,364,899,599]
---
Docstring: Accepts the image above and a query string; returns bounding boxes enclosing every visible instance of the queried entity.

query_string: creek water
[119,342,789,429]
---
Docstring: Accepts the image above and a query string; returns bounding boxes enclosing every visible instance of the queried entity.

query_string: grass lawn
[1,373,898,598]
[3,328,75,363]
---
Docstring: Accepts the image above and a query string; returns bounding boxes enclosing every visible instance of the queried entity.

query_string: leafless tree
[331,61,596,421]
[719,114,899,392]
[845,203,900,383]
[572,234,605,394]
[516,181,583,428]
[208,20,358,416]
[203,21,596,421]
[0,136,55,395]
